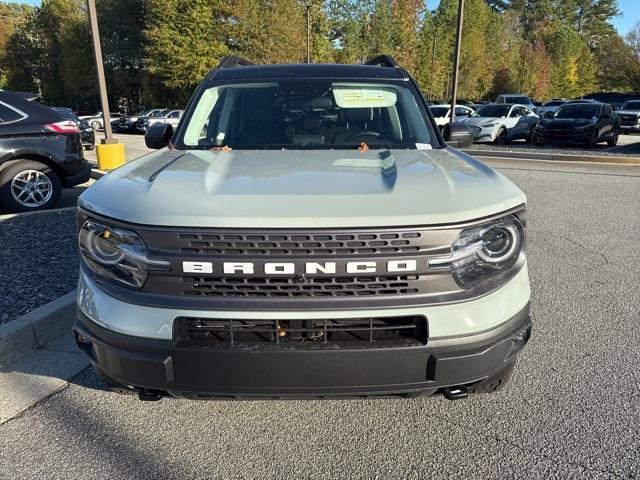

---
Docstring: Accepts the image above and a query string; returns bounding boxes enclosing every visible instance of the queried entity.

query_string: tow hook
[138,389,164,401]
[442,385,469,401]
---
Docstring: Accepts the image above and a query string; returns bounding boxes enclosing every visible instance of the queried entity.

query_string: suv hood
[539,118,595,128]
[80,148,526,228]
[617,109,640,116]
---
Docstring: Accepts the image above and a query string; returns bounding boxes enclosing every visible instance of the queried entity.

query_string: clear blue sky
[6,0,640,35]
[422,0,637,35]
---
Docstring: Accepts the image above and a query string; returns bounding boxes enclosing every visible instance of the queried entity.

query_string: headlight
[483,123,498,128]
[429,214,525,288]
[79,219,169,289]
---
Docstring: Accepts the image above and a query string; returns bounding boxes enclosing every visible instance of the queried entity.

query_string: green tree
[3,0,94,106]
[0,2,33,87]
[144,0,228,96]
[98,0,147,111]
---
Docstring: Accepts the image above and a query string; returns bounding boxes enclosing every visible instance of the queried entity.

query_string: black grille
[174,316,428,349]
[621,116,638,125]
[174,231,424,256]
[181,274,422,298]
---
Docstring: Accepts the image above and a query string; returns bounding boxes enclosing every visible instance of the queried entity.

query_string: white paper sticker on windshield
[333,87,397,108]
[415,143,432,150]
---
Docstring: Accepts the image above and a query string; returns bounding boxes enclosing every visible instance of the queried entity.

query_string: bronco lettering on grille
[182,260,418,275]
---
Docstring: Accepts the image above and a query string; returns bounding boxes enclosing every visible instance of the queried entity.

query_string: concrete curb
[462,149,640,166]
[0,291,76,368]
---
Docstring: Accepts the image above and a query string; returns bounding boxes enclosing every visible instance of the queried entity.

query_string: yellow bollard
[96,142,126,170]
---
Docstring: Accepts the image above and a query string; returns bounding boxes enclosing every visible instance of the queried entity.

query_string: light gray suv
[73,56,531,401]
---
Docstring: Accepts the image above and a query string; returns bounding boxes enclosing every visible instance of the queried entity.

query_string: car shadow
[0,185,88,216]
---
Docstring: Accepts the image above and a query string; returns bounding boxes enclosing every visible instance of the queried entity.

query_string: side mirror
[145,123,174,149]
[444,123,474,148]
[544,111,554,119]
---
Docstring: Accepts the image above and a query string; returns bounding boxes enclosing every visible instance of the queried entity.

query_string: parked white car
[535,99,567,118]
[429,104,475,130]
[458,104,539,144]
[79,112,122,131]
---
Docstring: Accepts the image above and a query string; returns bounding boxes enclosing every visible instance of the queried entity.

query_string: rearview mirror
[145,123,174,149]
[444,123,474,148]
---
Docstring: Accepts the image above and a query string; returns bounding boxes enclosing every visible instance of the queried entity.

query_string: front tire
[607,128,619,146]
[0,160,61,212]
[90,120,101,130]
[494,128,507,145]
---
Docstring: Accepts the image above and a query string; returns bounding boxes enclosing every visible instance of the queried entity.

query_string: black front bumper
[74,305,531,399]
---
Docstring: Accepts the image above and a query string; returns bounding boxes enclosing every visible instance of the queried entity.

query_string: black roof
[0,90,64,122]
[207,62,407,83]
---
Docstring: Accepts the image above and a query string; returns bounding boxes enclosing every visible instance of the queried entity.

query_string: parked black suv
[0,91,91,212]
[51,107,96,151]
[532,101,620,148]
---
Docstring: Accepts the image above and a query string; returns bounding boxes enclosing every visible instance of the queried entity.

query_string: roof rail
[365,55,399,68]
[216,56,254,69]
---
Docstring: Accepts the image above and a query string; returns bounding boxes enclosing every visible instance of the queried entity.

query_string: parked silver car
[616,100,640,133]
[136,109,183,133]
[458,104,539,144]
[495,94,536,111]
[534,99,567,117]
[118,108,165,133]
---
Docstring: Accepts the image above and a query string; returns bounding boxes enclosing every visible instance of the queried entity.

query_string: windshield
[623,101,640,109]
[178,80,435,150]
[474,105,510,117]
[555,104,599,119]
[544,101,565,107]
[429,106,449,118]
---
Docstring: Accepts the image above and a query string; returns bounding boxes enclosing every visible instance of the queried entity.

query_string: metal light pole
[87,0,125,169]
[87,0,115,143]
[449,0,464,125]
[430,10,437,101]
[306,4,311,64]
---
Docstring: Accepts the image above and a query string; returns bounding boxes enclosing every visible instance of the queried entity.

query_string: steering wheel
[344,130,381,142]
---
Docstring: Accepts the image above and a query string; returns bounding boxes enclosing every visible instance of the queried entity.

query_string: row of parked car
[429,94,638,148]
[79,108,184,134]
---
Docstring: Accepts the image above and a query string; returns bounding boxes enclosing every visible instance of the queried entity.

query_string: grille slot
[175,231,424,256]
[174,316,428,349]
[181,275,422,298]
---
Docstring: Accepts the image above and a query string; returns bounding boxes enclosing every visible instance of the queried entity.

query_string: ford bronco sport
[74,56,531,400]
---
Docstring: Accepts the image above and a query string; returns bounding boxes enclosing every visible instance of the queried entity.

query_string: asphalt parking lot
[1,157,639,479]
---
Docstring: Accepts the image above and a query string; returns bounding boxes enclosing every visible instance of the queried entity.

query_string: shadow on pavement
[0,184,88,216]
